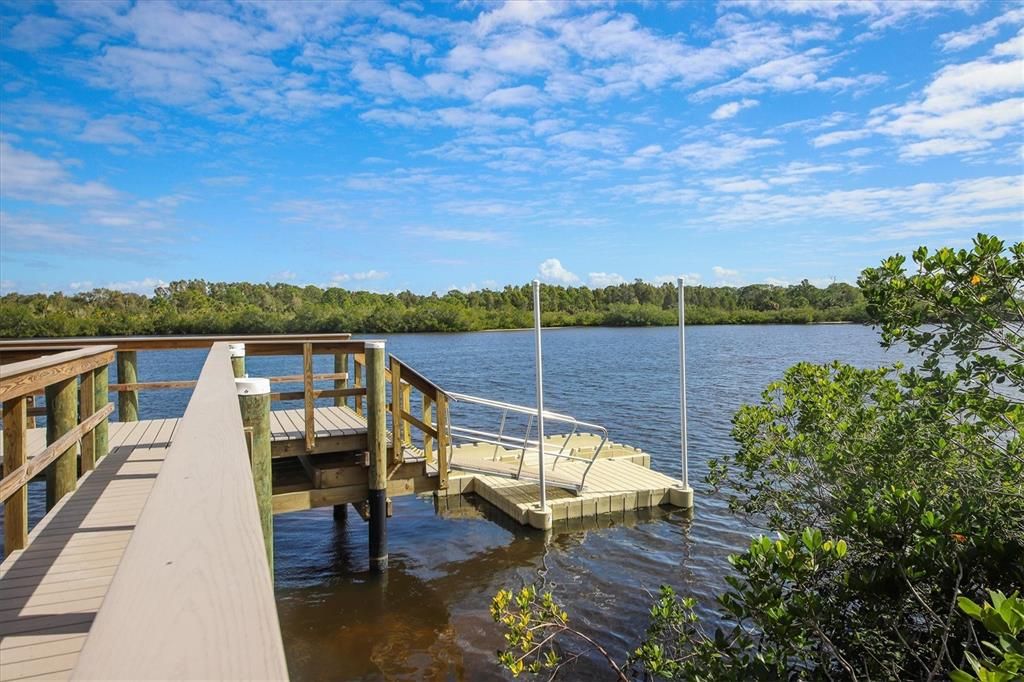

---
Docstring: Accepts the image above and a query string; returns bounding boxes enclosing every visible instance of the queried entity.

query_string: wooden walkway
[0,407,367,680]
[0,420,174,681]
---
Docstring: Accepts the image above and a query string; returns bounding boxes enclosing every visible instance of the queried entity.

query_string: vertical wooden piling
[237,377,273,576]
[117,350,139,421]
[365,341,388,572]
[229,343,246,378]
[333,353,348,408]
[94,364,109,462]
[80,368,96,472]
[45,377,78,510]
[333,504,348,522]
[3,396,28,552]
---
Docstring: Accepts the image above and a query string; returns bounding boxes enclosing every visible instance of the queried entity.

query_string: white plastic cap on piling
[228,343,246,358]
[235,377,270,396]
[365,340,385,350]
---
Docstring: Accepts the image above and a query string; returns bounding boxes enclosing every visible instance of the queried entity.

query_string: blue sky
[1,0,1021,295]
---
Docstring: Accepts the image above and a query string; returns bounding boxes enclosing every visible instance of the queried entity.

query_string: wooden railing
[0,334,370,455]
[352,353,451,490]
[0,345,115,552]
[70,343,288,679]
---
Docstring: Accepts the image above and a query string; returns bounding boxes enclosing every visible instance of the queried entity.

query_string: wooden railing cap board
[0,345,116,403]
[0,332,351,351]
[71,343,288,681]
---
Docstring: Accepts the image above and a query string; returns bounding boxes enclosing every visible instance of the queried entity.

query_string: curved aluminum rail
[445,391,608,493]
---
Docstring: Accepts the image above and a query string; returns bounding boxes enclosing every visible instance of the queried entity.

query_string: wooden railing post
[365,341,388,572]
[3,395,28,551]
[389,357,403,465]
[237,377,273,576]
[117,350,139,421]
[80,368,96,472]
[302,342,315,452]
[422,394,434,463]
[401,384,412,446]
[333,353,348,408]
[354,356,364,416]
[435,393,450,490]
[45,376,78,510]
[94,364,109,462]
[229,343,246,378]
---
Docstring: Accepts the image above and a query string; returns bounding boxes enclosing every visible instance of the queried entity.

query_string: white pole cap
[365,340,385,350]
[228,343,246,358]
[235,377,270,396]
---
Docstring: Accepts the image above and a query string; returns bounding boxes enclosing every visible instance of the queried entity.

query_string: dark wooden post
[117,350,139,421]
[365,341,388,572]
[333,353,348,408]
[94,364,109,462]
[238,377,273,576]
[3,396,28,551]
[229,343,246,378]
[45,377,78,510]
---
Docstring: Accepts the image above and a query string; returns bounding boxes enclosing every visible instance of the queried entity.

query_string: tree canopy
[0,279,866,338]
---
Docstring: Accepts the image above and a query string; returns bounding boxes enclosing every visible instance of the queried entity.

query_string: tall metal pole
[532,280,547,510]
[677,278,689,489]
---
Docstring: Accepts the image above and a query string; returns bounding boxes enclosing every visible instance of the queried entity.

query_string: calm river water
[6,325,900,680]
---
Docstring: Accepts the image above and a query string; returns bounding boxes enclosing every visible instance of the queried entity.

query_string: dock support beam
[238,377,273,576]
[117,350,139,421]
[229,343,246,378]
[365,340,388,573]
[94,364,109,463]
[45,377,78,511]
[3,396,28,551]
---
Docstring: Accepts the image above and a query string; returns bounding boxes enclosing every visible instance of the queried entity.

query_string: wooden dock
[0,334,693,679]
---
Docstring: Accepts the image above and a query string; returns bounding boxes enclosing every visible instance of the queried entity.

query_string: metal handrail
[445,391,608,493]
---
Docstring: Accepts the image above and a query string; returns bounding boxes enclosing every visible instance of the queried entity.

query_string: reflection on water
[1,325,895,679]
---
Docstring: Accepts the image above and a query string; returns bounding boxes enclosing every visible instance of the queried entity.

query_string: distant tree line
[0,279,868,337]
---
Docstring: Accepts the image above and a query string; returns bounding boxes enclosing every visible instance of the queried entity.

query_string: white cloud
[332,270,388,283]
[77,115,159,146]
[404,227,503,242]
[588,272,626,287]
[481,85,543,108]
[711,266,742,285]
[0,141,119,205]
[710,98,759,120]
[870,40,1024,158]
[938,9,1024,52]
[812,129,872,147]
[100,278,169,295]
[538,258,580,284]
[652,273,702,285]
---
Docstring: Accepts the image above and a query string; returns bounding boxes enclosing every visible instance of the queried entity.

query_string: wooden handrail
[104,372,352,393]
[0,402,113,504]
[71,343,288,680]
[0,345,116,403]
[0,332,351,351]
